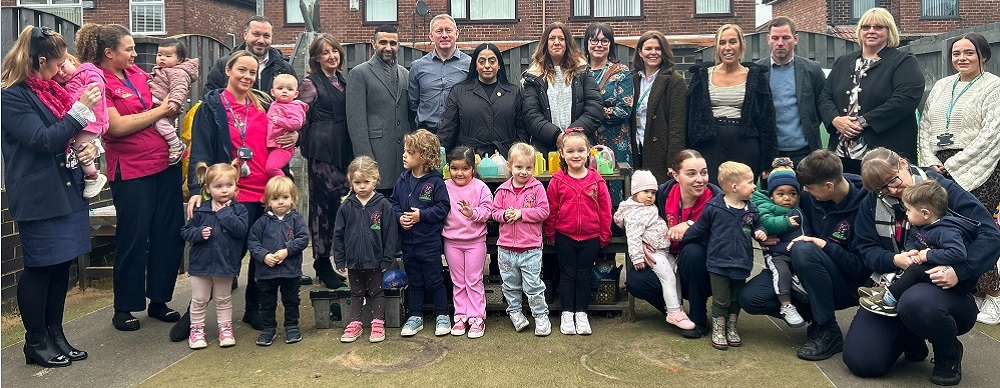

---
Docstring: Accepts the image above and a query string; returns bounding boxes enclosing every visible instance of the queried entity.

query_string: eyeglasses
[589,39,610,46]
[875,175,903,196]
[861,25,887,32]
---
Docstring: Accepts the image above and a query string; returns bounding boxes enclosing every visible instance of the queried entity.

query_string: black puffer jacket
[521,68,603,154]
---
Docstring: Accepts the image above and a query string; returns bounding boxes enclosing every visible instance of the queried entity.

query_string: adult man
[205,15,296,93]
[755,17,826,166]
[347,25,413,192]
[738,150,871,361]
[407,14,470,132]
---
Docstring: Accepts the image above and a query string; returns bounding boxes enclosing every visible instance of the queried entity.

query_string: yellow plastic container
[547,151,561,174]
[533,152,546,176]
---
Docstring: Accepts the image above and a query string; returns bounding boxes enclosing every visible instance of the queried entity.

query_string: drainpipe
[542,0,546,33]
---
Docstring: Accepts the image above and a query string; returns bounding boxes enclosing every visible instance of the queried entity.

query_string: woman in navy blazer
[1,26,101,367]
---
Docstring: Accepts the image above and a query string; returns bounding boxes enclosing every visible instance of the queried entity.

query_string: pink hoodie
[544,168,612,247]
[443,178,494,244]
[266,100,309,148]
[63,62,108,135]
[491,177,549,250]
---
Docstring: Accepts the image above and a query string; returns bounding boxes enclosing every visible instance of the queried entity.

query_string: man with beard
[347,25,414,194]
[407,14,470,132]
[205,15,296,93]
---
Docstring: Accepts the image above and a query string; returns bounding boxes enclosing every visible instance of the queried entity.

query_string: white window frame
[851,0,878,21]
[365,0,398,23]
[695,0,731,15]
[450,0,517,21]
[572,0,642,19]
[16,0,83,25]
[921,0,959,18]
[130,0,166,35]
[286,0,306,24]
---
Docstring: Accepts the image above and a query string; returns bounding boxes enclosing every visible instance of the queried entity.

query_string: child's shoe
[726,314,742,347]
[451,315,467,336]
[370,319,386,343]
[218,322,236,347]
[574,312,592,335]
[711,317,728,350]
[400,316,423,337]
[559,311,576,335]
[534,314,551,336]
[859,288,898,317]
[256,328,276,346]
[666,310,697,330]
[780,304,806,328]
[509,311,529,332]
[341,321,363,343]
[285,325,302,344]
[467,317,485,339]
[188,324,207,349]
[434,315,451,336]
[857,286,879,299]
[82,173,107,199]
[168,143,187,166]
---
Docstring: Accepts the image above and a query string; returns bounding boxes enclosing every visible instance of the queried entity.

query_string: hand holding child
[458,200,474,218]
[916,249,930,264]
[201,226,212,240]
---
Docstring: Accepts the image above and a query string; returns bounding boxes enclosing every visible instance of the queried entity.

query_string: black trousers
[110,165,184,311]
[241,202,266,313]
[767,254,794,303]
[348,269,386,322]
[696,120,762,186]
[257,277,300,329]
[888,263,935,300]
[402,243,449,316]
[306,159,349,273]
[18,261,72,334]
[555,233,599,312]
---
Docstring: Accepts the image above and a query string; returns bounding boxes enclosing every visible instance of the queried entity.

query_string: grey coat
[346,55,414,190]
[755,55,826,152]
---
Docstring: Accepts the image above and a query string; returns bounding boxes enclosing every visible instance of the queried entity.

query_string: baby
[265,73,308,178]
[148,38,199,165]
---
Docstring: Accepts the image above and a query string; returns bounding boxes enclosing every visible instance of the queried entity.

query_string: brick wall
[818,0,993,35]
[770,0,830,33]
[73,0,251,45]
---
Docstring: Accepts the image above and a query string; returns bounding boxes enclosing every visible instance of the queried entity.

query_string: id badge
[237,146,254,160]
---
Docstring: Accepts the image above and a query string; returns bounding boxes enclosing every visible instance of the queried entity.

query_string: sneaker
[574,312,592,335]
[859,288,898,317]
[930,340,963,386]
[434,315,451,336]
[341,321,363,343]
[857,286,879,299]
[665,311,696,330]
[256,328,277,346]
[559,311,576,335]
[370,319,386,343]
[451,315,467,336]
[189,324,207,349]
[534,314,551,336]
[400,316,423,337]
[976,295,1000,325]
[82,173,107,198]
[218,322,236,347]
[974,295,985,311]
[796,325,843,361]
[780,304,806,328]
[509,311,529,332]
[467,317,485,339]
[285,325,302,344]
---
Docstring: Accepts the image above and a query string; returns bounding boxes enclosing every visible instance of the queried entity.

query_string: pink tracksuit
[442,178,493,320]
[264,100,308,177]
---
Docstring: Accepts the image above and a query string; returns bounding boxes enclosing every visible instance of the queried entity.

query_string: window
[451,0,516,21]
[573,0,641,18]
[851,0,877,20]
[922,0,958,18]
[130,0,165,35]
[366,0,397,23]
[286,0,304,24]
[695,0,730,15]
[16,0,83,25]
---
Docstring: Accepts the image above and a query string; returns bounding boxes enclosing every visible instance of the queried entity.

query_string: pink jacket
[149,58,199,106]
[614,197,670,265]
[491,177,549,250]
[544,169,612,247]
[442,178,493,244]
[63,62,108,135]
[266,100,308,148]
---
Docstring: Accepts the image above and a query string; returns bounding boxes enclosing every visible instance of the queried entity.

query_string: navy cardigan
[180,201,249,278]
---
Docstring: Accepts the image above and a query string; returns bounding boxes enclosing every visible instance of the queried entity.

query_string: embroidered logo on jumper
[912,231,929,248]
[525,193,536,207]
[370,211,382,230]
[284,227,294,241]
[741,213,755,234]
[588,187,598,198]
[419,183,434,201]
[116,87,133,99]
[832,220,851,242]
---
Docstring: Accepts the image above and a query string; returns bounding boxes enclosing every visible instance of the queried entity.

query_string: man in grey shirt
[408,14,471,132]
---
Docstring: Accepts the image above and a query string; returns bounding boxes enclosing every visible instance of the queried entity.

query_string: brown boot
[726,313,742,347]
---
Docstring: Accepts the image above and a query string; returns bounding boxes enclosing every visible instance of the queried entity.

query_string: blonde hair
[201,163,240,199]
[856,7,900,48]
[404,129,441,173]
[1,26,68,88]
[860,147,908,192]
[225,50,265,111]
[717,161,752,188]
[75,23,130,65]
[272,73,298,90]
[507,142,536,166]
[343,155,381,203]
[262,176,299,209]
[902,180,948,218]
[525,22,588,85]
[714,24,746,64]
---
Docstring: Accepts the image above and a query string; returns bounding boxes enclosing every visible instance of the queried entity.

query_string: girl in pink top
[442,146,493,339]
[265,73,308,178]
[57,52,109,198]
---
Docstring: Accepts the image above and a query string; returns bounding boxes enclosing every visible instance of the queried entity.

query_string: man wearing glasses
[408,14,470,133]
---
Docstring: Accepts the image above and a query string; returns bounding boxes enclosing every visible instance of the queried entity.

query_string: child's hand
[505,208,522,223]
[275,249,289,262]
[168,101,181,112]
[264,254,277,267]
[754,230,768,242]
[458,200,473,218]
[201,226,212,240]
[916,249,929,264]
[404,207,421,224]
[400,215,414,230]
[336,267,348,275]
[788,215,800,227]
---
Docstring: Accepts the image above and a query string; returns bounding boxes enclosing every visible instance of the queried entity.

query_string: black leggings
[18,261,72,334]
[696,120,762,186]
[887,263,935,300]
[555,233,599,312]
[348,269,386,322]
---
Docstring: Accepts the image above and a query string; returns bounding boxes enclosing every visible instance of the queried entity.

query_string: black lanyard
[222,94,251,145]
[120,74,147,110]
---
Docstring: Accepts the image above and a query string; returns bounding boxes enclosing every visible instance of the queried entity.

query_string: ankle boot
[711,316,728,350]
[47,326,87,361]
[23,332,71,367]
[726,313,742,347]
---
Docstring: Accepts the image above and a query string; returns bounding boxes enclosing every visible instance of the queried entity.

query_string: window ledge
[919,16,960,20]
[694,13,734,18]
[569,15,644,22]
[455,18,519,25]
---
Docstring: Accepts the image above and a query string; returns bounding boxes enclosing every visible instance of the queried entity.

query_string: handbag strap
[597,63,623,91]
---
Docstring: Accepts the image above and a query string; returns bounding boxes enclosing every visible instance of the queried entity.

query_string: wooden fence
[901,22,1000,89]
[133,35,231,104]
[1,7,80,56]
[694,31,858,69]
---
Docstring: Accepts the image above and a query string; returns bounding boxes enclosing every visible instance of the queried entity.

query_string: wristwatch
[857,115,869,128]
[686,220,695,226]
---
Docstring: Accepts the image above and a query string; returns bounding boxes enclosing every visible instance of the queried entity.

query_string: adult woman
[626,150,720,338]
[298,33,351,289]
[631,30,687,184]
[84,23,184,331]
[687,24,777,183]
[437,42,527,157]
[818,8,924,175]
[522,22,603,154]
[584,23,633,203]
[2,25,100,367]
[916,32,1000,323]
[844,147,1000,385]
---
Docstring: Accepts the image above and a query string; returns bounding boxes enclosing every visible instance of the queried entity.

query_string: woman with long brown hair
[631,30,687,184]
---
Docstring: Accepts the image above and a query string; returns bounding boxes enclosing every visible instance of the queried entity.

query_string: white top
[635,69,659,147]
[707,67,744,119]
[547,66,574,131]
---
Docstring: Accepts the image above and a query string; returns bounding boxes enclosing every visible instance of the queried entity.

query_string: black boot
[316,269,347,289]
[47,326,87,361]
[168,306,192,342]
[930,340,963,386]
[23,332,71,368]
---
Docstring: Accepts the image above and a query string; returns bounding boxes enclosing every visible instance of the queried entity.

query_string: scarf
[664,183,714,255]
[25,74,73,119]
[871,166,927,285]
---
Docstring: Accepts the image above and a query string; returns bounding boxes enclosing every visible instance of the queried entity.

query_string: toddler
[751,158,805,327]
[492,143,552,336]
[179,163,249,349]
[148,38,199,165]
[61,43,109,198]
[683,161,767,350]
[334,156,398,343]
[247,176,310,346]
[265,73,308,178]
[613,170,695,330]
[391,129,452,337]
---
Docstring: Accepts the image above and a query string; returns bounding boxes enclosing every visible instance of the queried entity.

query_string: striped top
[708,67,744,119]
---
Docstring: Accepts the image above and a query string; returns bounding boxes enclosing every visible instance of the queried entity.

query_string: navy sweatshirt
[390,169,450,249]
[334,192,400,270]
[180,201,249,278]
[906,214,976,265]
[247,210,310,280]
[797,173,869,286]
[682,193,766,280]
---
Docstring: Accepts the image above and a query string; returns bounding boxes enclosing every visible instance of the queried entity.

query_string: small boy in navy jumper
[751,158,805,328]
[858,180,976,317]
[684,161,767,350]
[391,129,451,337]
[247,176,310,346]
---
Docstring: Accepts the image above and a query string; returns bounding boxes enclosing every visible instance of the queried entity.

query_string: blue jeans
[498,247,548,316]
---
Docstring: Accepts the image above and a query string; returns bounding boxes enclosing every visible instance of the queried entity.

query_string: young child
[683,161,767,350]
[858,180,975,317]
[391,129,451,337]
[264,73,308,178]
[492,142,552,336]
[148,38,199,165]
[543,130,612,336]
[751,158,805,327]
[334,156,398,343]
[63,30,110,199]
[442,146,493,339]
[613,170,695,330]
[179,163,249,349]
[247,176,310,346]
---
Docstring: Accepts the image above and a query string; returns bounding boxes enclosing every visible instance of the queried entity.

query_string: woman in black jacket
[687,24,777,184]
[437,43,527,157]
[818,8,924,175]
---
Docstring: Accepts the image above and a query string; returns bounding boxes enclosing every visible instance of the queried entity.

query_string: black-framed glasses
[875,175,903,196]
[589,39,610,46]
[860,25,886,31]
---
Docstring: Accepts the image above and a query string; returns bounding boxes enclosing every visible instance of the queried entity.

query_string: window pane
[287,0,305,23]
[594,0,640,17]
[696,0,730,14]
[574,0,590,16]
[852,0,877,20]
[922,0,957,17]
[470,0,514,20]
[451,0,467,19]
[366,0,397,22]
[51,0,82,5]
[18,0,50,5]
[132,4,164,33]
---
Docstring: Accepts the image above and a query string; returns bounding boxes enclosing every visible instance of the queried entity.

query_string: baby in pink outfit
[148,39,199,165]
[265,73,308,177]
[57,55,108,198]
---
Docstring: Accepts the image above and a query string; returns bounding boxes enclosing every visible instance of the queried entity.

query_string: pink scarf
[25,74,73,119]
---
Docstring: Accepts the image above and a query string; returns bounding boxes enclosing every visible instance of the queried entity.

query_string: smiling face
[225,55,258,95]
[770,185,799,209]
[546,27,566,63]
[449,159,473,187]
[768,24,797,63]
[429,17,458,53]
[316,43,341,75]
[639,38,662,70]
[476,49,499,84]
[716,27,742,65]
[156,45,180,68]
[730,172,756,201]
[208,175,237,205]
[951,39,982,78]
[588,30,609,63]
[672,157,709,201]
[508,154,534,187]
[559,135,589,173]
[106,35,137,71]
[373,32,399,63]
[859,21,888,52]
[243,21,273,58]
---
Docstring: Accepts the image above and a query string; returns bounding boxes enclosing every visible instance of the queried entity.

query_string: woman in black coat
[818,8,924,175]
[1,25,101,367]
[437,43,527,157]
